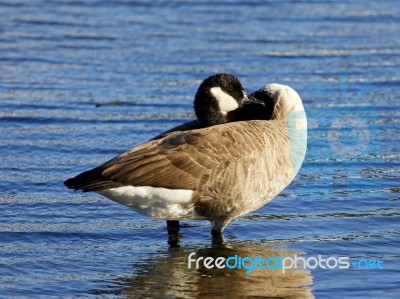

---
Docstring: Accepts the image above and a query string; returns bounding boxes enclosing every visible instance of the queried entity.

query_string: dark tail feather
[64,167,122,192]
[64,177,79,190]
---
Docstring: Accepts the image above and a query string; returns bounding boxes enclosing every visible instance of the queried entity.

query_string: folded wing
[64,121,278,193]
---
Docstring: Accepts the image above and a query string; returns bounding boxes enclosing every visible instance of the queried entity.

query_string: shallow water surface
[1,0,399,298]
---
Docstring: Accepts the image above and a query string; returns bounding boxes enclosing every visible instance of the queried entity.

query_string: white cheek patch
[210,87,239,115]
[98,186,202,220]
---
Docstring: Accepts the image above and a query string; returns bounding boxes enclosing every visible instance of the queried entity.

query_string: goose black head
[194,73,264,126]
[232,87,276,122]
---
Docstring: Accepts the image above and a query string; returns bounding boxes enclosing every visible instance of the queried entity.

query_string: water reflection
[117,241,314,298]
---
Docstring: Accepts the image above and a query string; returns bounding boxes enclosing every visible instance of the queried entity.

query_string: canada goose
[64,81,307,236]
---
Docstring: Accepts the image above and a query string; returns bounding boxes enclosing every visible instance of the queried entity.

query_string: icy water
[1,0,399,298]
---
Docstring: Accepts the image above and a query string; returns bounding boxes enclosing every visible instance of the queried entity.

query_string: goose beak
[243,93,265,106]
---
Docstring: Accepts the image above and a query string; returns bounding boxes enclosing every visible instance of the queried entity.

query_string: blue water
[1,0,399,298]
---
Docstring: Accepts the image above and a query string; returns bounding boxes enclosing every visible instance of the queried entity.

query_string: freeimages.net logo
[188,253,383,274]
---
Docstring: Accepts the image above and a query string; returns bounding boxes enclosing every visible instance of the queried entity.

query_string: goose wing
[64,121,274,192]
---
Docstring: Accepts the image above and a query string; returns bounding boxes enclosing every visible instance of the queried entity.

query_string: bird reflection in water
[116,239,314,298]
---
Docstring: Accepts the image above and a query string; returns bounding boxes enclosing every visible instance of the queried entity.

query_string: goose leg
[166,220,180,234]
[210,219,230,236]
